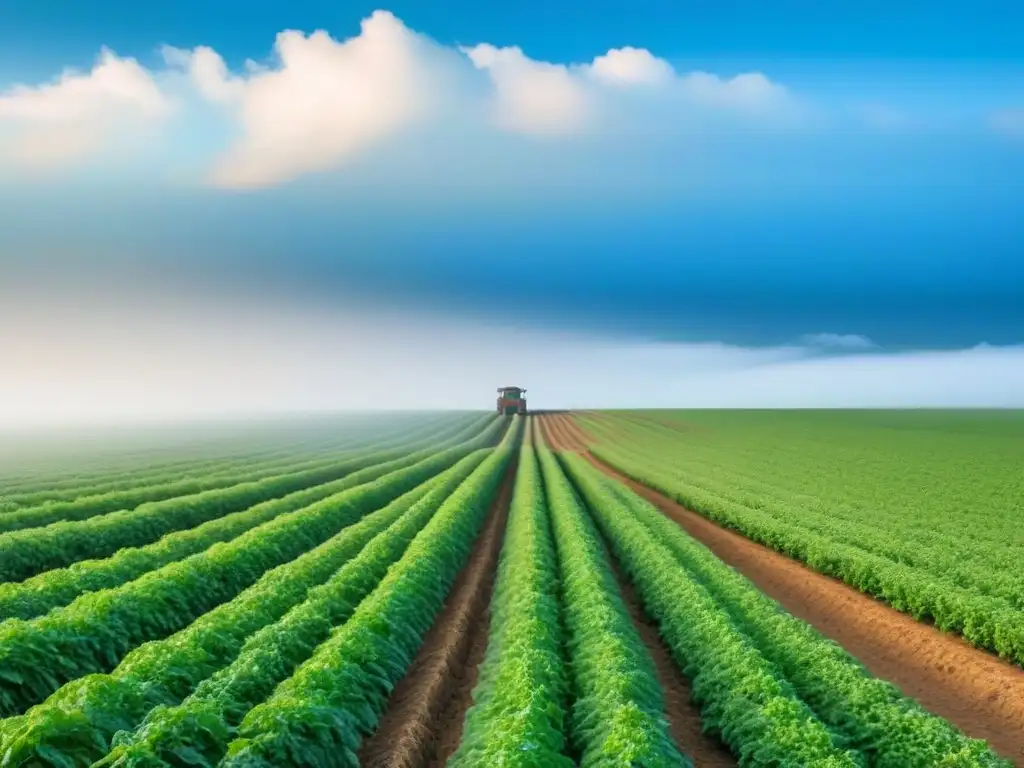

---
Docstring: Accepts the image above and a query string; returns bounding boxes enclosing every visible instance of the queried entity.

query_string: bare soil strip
[541,413,1024,765]
[537,416,735,765]
[539,412,590,452]
[358,462,516,768]
[609,556,737,766]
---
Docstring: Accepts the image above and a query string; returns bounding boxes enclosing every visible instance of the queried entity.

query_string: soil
[358,462,515,768]
[537,415,735,765]
[539,413,1024,766]
[609,558,737,766]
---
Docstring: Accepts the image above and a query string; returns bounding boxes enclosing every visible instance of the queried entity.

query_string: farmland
[0,410,1022,766]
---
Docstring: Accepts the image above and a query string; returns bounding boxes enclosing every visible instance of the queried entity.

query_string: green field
[581,409,1024,665]
[0,410,1019,767]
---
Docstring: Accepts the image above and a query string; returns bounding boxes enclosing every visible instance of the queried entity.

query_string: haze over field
[2,1,1023,423]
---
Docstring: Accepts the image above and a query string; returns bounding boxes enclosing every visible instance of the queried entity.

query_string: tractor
[496,387,527,416]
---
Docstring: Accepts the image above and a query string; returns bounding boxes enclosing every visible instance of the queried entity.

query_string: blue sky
[1,1,1023,420]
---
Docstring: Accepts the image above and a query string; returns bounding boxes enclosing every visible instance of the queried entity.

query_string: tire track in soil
[358,461,515,768]
[537,416,736,766]
[542,412,1024,765]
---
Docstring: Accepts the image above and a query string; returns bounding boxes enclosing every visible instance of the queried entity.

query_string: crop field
[0,409,1022,767]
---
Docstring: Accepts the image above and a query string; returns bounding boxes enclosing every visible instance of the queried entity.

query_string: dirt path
[358,462,515,768]
[537,416,736,765]
[539,413,1024,765]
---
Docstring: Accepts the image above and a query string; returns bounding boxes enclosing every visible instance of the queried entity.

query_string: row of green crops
[0,411,492,534]
[589,410,1023,547]
[585,412,1024,584]
[0,412,470,501]
[217,417,522,767]
[0,436,498,718]
[0,446,342,518]
[97,450,496,768]
[585,414,1024,602]
[559,453,860,766]
[581,415,1024,667]
[0,412,472,509]
[536,442,689,767]
[560,452,1010,767]
[0,416,504,621]
[0,450,493,767]
[0,443,304,502]
[0,449,375,534]
[449,422,573,767]
[0,414,503,585]
[0,462,410,621]
[0,456,393,583]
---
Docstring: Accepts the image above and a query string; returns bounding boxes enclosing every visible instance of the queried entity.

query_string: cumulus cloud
[678,71,787,110]
[1,9,791,184]
[465,42,789,136]
[161,45,246,103]
[0,47,172,168]
[586,47,675,86]
[799,333,877,350]
[163,11,449,188]
[463,44,591,135]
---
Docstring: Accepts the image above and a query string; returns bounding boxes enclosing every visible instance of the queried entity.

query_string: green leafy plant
[559,453,859,767]
[94,449,492,768]
[0,441,489,719]
[537,442,690,767]
[219,417,522,768]
[449,422,574,768]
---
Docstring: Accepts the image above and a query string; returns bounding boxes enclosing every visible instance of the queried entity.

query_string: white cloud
[586,47,675,87]
[1,9,791,184]
[465,43,789,136]
[161,45,246,103]
[799,333,877,350]
[0,47,172,168]
[164,10,446,188]
[678,71,787,110]
[463,44,591,135]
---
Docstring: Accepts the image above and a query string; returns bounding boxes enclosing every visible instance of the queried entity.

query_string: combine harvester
[496,387,527,416]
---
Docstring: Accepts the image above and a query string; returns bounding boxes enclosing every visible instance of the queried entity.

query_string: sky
[1,1,1023,423]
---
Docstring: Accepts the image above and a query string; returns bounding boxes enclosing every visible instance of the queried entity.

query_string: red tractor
[496,387,527,416]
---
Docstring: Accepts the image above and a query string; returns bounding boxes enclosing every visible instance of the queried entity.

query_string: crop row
[561,454,864,765]
[0,412,470,506]
[586,411,1022,561]
[216,417,522,767]
[97,451,491,767]
[584,415,1024,597]
[449,422,573,767]
[0,430,501,718]
[585,430,1024,668]
[0,413,501,585]
[0,450,377,534]
[558,450,1010,766]
[0,450,493,767]
[536,442,688,766]
[0,418,503,624]
[0,411,490,534]
[1,444,321,510]
[0,412,466,502]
